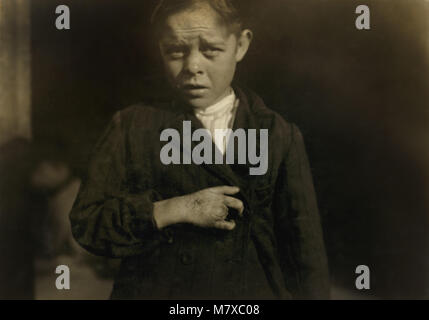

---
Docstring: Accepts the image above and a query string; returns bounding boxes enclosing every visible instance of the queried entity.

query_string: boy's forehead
[161,27,229,44]
[160,4,231,41]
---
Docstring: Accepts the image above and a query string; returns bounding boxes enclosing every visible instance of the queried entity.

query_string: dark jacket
[70,86,330,299]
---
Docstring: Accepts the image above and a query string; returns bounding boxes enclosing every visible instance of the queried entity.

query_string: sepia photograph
[1,0,429,303]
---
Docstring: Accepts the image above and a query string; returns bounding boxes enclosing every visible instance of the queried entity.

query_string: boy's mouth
[180,84,209,96]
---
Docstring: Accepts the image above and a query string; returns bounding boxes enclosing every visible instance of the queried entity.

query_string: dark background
[31,0,429,298]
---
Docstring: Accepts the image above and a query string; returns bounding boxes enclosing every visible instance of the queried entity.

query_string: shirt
[194,88,239,155]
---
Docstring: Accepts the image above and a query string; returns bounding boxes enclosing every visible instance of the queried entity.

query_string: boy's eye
[201,47,223,58]
[169,51,184,59]
[164,46,186,59]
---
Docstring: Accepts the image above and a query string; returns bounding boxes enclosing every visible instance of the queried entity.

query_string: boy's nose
[183,51,204,75]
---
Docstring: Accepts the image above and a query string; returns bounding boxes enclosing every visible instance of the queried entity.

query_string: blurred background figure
[0,137,119,299]
[31,141,81,258]
[30,140,119,300]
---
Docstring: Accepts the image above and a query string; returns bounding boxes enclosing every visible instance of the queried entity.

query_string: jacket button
[167,237,174,244]
[180,253,192,265]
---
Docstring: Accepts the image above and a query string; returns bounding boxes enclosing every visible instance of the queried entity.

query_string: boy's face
[159,3,251,109]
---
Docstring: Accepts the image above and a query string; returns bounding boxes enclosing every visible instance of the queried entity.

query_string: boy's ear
[235,29,253,62]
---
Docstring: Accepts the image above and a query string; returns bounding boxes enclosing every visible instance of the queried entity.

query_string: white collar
[194,88,236,117]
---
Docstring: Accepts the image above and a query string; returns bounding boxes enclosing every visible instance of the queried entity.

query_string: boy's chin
[180,95,218,110]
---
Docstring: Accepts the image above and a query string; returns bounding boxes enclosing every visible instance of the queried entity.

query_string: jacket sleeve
[69,111,163,258]
[273,123,330,299]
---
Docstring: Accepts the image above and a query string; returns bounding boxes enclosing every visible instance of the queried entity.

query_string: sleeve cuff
[125,190,174,244]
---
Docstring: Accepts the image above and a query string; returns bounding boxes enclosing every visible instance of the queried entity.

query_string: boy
[70,0,329,299]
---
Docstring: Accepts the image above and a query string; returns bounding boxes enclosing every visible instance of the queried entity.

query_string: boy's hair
[151,0,244,38]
